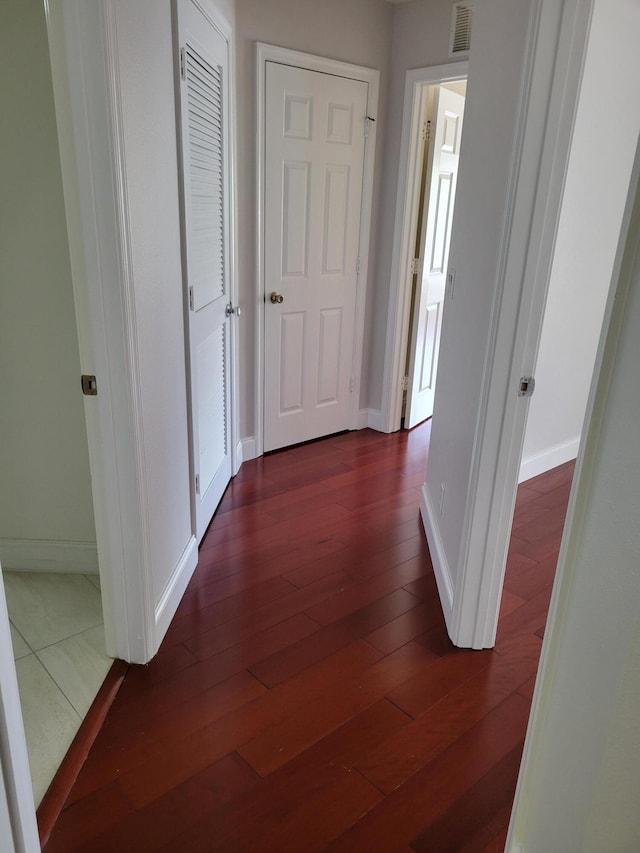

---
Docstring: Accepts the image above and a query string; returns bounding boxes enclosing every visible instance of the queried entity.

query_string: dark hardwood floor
[44,423,574,852]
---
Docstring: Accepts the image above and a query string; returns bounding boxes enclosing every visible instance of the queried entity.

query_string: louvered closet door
[177,0,232,542]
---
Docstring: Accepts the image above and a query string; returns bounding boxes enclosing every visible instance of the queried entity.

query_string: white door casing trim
[381,62,468,434]
[46,0,155,664]
[441,0,594,648]
[255,43,379,457]
[46,0,233,663]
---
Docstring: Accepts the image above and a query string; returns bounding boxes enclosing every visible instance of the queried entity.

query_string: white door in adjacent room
[406,86,465,428]
[263,61,369,452]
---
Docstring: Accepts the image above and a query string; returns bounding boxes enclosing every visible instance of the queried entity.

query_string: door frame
[423,0,594,648]
[380,62,468,434]
[405,83,466,430]
[254,43,380,457]
[0,563,40,853]
[46,0,156,664]
[46,0,238,663]
[174,0,240,542]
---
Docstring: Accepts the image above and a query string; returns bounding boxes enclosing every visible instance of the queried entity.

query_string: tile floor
[3,571,112,806]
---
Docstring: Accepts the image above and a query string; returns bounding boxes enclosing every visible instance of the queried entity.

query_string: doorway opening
[401,79,467,430]
[380,62,468,435]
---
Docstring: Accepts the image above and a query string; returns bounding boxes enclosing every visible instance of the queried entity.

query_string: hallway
[44,423,572,850]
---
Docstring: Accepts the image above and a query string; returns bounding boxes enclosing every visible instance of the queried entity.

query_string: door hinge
[364,115,376,138]
[518,376,536,398]
[410,258,420,276]
[81,374,97,396]
[195,473,200,494]
[180,47,186,80]
[189,286,194,310]
[349,377,355,393]
[422,120,431,142]
[447,268,456,299]
[356,257,361,275]
[401,375,409,392]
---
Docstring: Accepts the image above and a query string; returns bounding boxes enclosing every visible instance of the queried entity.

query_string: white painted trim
[0,540,98,574]
[0,562,40,853]
[255,43,380,456]
[154,536,198,641]
[356,409,371,430]
[419,483,454,630]
[102,0,157,659]
[381,62,468,434]
[47,1,159,664]
[444,0,594,649]
[365,409,385,432]
[225,9,241,482]
[239,436,258,463]
[518,436,580,483]
[234,439,244,470]
[189,0,231,39]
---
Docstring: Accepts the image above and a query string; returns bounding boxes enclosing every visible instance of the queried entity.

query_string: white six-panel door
[406,86,465,428]
[177,0,233,541]
[264,62,368,452]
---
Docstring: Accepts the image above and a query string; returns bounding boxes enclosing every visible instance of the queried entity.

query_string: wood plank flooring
[44,423,574,852]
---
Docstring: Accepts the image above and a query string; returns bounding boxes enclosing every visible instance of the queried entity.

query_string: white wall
[112,0,194,603]
[520,0,640,483]
[423,0,534,582]
[233,0,393,439]
[0,0,96,567]
[508,139,640,852]
[368,0,464,414]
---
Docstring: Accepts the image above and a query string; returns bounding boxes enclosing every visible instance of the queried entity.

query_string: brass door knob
[270,291,284,304]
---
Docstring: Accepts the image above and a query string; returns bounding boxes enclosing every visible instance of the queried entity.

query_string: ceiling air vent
[449,2,474,57]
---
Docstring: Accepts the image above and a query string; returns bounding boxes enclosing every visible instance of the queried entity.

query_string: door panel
[196,325,227,495]
[177,0,232,541]
[318,308,343,404]
[406,86,465,429]
[264,62,368,452]
[280,312,305,412]
[323,166,350,273]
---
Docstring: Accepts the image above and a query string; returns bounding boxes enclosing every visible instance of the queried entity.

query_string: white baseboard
[154,535,198,644]
[356,408,371,429]
[239,435,258,463]
[234,439,243,474]
[361,408,386,432]
[0,538,99,574]
[519,436,580,483]
[419,483,454,634]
